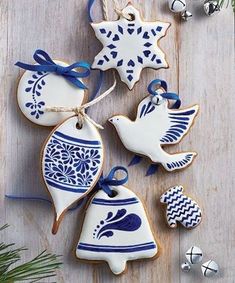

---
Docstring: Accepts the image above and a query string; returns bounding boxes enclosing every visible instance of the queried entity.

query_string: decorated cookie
[76,183,159,275]
[91,4,170,89]
[16,50,90,126]
[41,116,104,234]
[109,79,199,172]
[160,186,202,229]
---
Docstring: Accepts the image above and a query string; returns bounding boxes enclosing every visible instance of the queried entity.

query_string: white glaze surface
[76,185,158,275]
[109,95,199,171]
[17,60,85,126]
[91,4,170,89]
[41,116,104,225]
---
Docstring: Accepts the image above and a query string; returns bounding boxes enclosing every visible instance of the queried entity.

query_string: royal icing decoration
[160,186,202,229]
[41,116,104,234]
[91,4,170,89]
[16,50,90,126]
[76,181,159,274]
[185,246,203,264]
[109,80,199,172]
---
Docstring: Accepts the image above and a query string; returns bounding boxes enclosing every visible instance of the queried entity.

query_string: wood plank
[0,0,234,282]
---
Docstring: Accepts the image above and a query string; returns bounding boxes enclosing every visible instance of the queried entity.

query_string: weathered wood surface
[0,0,234,282]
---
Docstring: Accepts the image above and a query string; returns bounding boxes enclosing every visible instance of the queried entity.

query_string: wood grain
[0,0,234,282]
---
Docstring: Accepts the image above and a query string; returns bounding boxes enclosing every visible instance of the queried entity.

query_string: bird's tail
[162,152,197,171]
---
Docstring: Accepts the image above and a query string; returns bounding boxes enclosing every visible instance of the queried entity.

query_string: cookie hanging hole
[108,190,118,198]
[76,121,83,130]
[127,13,135,21]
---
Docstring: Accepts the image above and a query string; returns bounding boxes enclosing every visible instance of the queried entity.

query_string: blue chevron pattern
[160,186,202,229]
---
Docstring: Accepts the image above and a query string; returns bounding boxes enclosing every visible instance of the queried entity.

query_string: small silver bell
[203,0,221,16]
[181,262,191,272]
[201,260,219,277]
[181,10,192,21]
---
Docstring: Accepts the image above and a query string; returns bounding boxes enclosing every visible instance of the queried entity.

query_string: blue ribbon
[87,0,96,23]
[5,194,85,212]
[15,49,91,89]
[96,166,129,197]
[147,79,181,109]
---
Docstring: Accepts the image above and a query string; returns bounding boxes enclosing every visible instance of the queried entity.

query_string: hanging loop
[148,79,181,109]
[15,49,91,89]
[96,166,129,197]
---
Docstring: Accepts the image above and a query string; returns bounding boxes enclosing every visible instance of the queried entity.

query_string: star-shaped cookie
[91,4,170,89]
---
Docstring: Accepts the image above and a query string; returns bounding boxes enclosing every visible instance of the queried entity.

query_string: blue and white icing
[76,185,158,275]
[109,94,199,172]
[17,60,85,126]
[42,116,103,233]
[93,209,141,239]
[160,186,202,228]
[91,4,170,89]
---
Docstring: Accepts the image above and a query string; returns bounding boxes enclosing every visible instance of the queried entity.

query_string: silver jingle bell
[181,262,191,272]
[201,260,219,277]
[181,10,192,21]
[203,0,221,16]
[151,94,164,105]
[168,0,187,13]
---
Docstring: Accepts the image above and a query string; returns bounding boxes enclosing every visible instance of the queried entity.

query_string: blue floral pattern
[25,71,49,119]
[43,131,102,193]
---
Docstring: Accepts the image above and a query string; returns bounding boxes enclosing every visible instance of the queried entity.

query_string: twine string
[46,77,116,129]
[101,0,132,21]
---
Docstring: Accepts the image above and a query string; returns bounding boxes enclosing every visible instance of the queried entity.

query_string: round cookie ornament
[76,167,160,275]
[16,50,90,126]
[160,186,202,229]
[41,116,104,234]
[109,79,199,172]
[91,3,170,89]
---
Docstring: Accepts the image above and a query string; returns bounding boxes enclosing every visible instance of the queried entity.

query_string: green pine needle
[0,224,63,283]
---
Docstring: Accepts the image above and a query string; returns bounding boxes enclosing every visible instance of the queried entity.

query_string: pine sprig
[0,225,63,283]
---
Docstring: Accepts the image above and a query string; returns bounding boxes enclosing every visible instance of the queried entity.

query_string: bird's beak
[108,118,113,123]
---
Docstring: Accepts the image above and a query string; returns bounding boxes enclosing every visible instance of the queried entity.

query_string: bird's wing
[136,96,156,120]
[159,105,199,144]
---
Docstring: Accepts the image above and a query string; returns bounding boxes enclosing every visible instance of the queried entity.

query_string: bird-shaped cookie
[109,81,199,172]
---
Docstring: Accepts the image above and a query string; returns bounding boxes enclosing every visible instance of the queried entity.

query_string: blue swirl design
[25,71,49,119]
[93,209,142,239]
[44,131,102,193]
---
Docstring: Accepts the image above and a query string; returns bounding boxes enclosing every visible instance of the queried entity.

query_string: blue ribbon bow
[15,49,91,89]
[147,79,181,109]
[96,166,129,197]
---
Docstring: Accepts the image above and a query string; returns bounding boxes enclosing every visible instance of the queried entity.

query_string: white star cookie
[91,4,170,89]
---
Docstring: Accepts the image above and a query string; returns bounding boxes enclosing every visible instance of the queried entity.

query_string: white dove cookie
[109,87,199,172]
[160,186,202,229]
[91,3,170,89]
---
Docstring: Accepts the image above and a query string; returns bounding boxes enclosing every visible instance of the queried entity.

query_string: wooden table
[0,0,234,282]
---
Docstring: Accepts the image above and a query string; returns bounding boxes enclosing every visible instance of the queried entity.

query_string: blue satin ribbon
[5,194,85,212]
[147,79,181,109]
[15,49,91,89]
[96,166,129,197]
[87,0,96,22]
